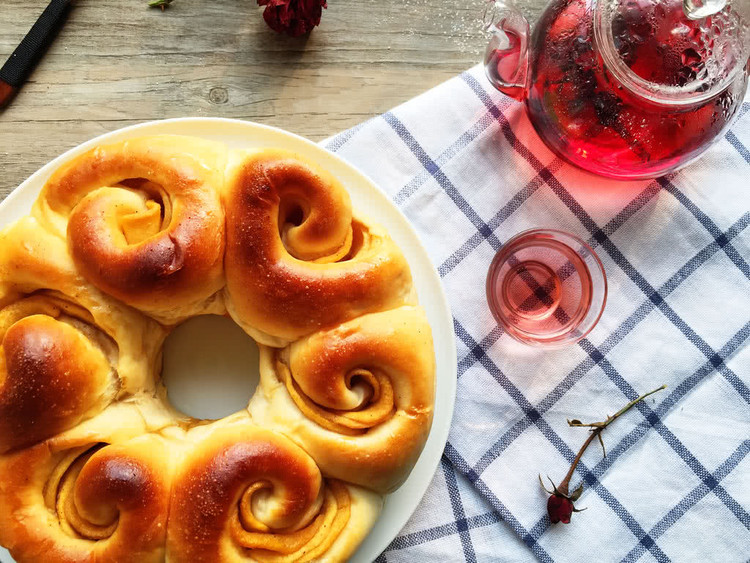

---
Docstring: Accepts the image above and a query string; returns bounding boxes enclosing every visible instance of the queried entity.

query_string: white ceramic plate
[0,118,457,563]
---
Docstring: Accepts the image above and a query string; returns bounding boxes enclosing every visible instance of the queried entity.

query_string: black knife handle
[0,0,72,88]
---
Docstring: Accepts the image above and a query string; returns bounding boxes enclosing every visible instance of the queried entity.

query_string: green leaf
[149,0,174,8]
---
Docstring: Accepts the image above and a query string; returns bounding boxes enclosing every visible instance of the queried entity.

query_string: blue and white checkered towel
[324,65,750,562]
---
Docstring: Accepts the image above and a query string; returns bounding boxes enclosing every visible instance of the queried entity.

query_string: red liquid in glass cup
[484,0,749,179]
[486,229,607,346]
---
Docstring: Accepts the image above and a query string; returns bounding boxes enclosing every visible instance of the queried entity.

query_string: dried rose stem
[557,384,667,495]
[557,430,598,496]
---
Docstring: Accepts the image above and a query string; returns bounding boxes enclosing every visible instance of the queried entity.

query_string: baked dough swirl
[251,306,435,493]
[0,407,174,563]
[167,420,381,562]
[0,135,435,562]
[33,136,227,323]
[224,149,414,346]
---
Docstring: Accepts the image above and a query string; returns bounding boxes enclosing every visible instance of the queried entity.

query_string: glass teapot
[483,0,750,179]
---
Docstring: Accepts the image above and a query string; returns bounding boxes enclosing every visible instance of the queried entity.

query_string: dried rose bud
[540,476,584,525]
[547,494,574,524]
[257,0,328,37]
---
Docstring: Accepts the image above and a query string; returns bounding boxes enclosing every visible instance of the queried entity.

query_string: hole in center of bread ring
[162,315,260,420]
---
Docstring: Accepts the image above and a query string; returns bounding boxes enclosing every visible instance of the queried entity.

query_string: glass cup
[486,229,607,346]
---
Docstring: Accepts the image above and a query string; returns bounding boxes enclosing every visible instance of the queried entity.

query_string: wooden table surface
[0,0,546,198]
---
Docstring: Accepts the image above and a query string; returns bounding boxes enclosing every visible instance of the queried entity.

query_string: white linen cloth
[323,65,750,563]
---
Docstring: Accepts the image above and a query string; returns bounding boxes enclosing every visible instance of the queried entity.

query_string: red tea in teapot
[485,0,749,179]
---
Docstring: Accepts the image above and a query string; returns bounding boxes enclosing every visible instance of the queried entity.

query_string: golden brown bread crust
[167,419,382,562]
[32,135,227,323]
[0,218,166,455]
[224,149,414,346]
[250,306,436,493]
[0,425,174,563]
[0,315,111,454]
[0,136,434,561]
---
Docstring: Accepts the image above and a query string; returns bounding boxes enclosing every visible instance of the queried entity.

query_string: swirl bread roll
[0,218,165,455]
[223,149,414,346]
[0,404,176,563]
[167,416,382,562]
[250,306,435,493]
[32,135,227,323]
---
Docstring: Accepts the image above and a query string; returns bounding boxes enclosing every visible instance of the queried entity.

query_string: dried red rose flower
[257,0,328,37]
[547,494,574,524]
[540,477,584,525]
[539,385,666,525]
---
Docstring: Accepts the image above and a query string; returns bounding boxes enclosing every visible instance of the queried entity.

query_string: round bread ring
[32,135,227,323]
[224,148,414,347]
[0,218,166,455]
[167,418,382,563]
[0,135,436,562]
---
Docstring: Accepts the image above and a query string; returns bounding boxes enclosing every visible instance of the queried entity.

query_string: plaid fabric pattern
[324,65,750,562]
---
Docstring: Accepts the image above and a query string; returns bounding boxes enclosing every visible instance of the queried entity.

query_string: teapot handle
[483,0,530,101]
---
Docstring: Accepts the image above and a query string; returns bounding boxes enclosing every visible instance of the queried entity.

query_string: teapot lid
[595,0,749,104]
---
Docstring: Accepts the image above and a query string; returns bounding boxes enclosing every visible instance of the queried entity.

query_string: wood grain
[0,0,547,198]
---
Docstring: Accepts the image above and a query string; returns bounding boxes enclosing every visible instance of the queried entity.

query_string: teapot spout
[483,0,530,101]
